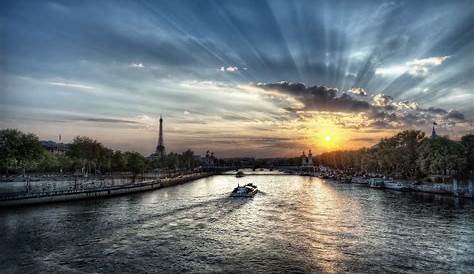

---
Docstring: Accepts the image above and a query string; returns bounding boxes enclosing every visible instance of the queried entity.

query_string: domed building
[300,149,316,175]
[301,149,313,167]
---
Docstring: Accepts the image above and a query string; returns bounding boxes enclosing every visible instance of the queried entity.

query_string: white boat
[383,180,410,191]
[230,183,258,197]
[368,178,384,188]
[368,178,410,191]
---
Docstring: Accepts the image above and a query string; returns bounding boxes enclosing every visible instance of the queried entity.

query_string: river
[1,174,473,273]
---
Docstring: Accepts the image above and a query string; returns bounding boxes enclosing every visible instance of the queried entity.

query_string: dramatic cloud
[375,56,450,77]
[1,1,473,156]
[394,100,419,110]
[257,82,371,113]
[255,81,471,140]
[427,107,447,114]
[447,110,465,120]
[367,103,467,130]
[349,87,368,96]
[372,94,393,107]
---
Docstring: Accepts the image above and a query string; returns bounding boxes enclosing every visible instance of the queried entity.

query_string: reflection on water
[1,175,473,273]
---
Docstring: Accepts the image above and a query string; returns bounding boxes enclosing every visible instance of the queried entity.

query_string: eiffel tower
[155,114,166,159]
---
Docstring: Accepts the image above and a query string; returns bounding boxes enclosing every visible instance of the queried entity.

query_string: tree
[56,153,74,173]
[111,150,127,172]
[374,130,426,178]
[181,149,198,169]
[0,129,45,175]
[67,136,109,174]
[125,152,147,179]
[37,151,60,172]
[417,136,466,177]
[461,134,474,176]
[98,147,113,174]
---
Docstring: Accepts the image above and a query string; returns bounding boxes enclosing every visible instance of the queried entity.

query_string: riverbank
[330,175,474,199]
[0,172,216,207]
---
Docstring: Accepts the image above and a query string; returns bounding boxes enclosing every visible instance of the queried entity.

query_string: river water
[1,174,473,273]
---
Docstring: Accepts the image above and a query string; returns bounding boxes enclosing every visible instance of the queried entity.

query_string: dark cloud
[426,107,465,120]
[367,109,398,121]
[446,110,465,120]
[427,107,448,114]
[368,106,468,131]
[369,120,396,129]
[82,117,140,124]
[258,82,371,112]
[184,135,300,150]
[258,81,470,131]
[402,113,428,127]
[350,137,379,142]
[220,114,255,122]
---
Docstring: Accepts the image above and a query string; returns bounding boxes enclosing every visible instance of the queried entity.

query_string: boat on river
[368,178,410,191]
[368,178,384,188]
[230,183,258,197]
[383,180,410,191]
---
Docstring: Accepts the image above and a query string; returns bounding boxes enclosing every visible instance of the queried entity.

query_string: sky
[1,0,474,157]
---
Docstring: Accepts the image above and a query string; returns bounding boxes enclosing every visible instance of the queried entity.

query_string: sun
[305,117,348,151]
[311,127,343,151]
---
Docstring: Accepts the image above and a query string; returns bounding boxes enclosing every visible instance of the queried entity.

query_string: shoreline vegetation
[313,130,474,198]
[0,129,203,179]
[318,130,474,182]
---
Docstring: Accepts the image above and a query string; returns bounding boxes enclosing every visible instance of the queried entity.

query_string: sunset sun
[308,125,345,151]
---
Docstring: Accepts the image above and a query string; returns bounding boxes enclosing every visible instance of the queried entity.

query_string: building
[40,140,69,154]
[300,149,315,175]
[148,114,166,160]
[202,151,217,167]
[431,122,437,139]
[301,149,313,167]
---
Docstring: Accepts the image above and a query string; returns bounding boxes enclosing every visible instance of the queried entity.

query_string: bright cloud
[48,81,96,90]
[349,87,368,96]
[131,63,144,68]
[372,93,393,107]
[220,66,239,72]
[375,56,450,77]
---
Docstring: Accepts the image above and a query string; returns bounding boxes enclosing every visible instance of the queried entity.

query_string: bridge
[207,166,318,176]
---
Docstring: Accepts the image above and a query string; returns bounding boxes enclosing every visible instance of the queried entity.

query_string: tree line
[317,130,474,180]
[0,129,201,176]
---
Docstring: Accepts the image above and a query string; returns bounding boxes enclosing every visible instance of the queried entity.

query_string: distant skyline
[1,0,473,157]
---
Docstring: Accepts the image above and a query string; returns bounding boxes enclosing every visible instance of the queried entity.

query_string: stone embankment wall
[389,179,474,198]
[0,172,214,207]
